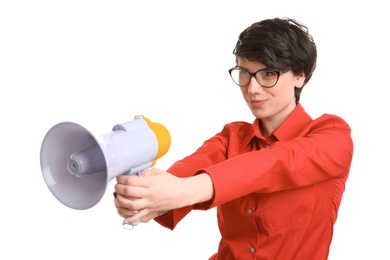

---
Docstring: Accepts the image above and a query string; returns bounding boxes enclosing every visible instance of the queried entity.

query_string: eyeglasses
[228,66,288,88]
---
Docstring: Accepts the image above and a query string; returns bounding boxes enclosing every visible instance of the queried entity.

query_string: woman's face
[237,58,305,131]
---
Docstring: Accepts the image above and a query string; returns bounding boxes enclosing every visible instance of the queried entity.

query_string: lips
[250,99,266,107]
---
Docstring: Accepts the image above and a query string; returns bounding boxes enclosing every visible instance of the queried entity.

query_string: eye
[238,69,250,76]
[259,70,277,78]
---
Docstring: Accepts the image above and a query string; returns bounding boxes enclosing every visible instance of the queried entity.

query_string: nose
[246,76,262,94]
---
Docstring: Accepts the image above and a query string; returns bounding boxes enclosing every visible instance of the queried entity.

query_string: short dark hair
[233,17,317,103]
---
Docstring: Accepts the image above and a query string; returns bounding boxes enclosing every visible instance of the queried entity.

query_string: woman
[114,17,354,259]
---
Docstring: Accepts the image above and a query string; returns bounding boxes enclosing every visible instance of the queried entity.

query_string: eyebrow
[236,66,271,73]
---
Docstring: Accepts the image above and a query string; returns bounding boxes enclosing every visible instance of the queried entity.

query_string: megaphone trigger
[123,219,140,230]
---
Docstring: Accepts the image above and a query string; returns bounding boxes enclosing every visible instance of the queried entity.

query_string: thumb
[139,167,163,177]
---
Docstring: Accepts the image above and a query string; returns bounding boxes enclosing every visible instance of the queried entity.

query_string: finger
[122,208,153,225]
[122,209,144,224]
[116,174,147,185]
[116,205,139,218]
[116,175,134,184]
[114,183,148,198]
[115,194,149,213]
[123,215,140,226]
[139,168,156,177]
[139,167,165,177]
[115,175,149,189]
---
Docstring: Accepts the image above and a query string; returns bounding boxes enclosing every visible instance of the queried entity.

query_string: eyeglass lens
[230,69,279,87]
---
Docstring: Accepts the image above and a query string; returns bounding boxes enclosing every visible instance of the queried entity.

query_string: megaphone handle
[122,170,142,230]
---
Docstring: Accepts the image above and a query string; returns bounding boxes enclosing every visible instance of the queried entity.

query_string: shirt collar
[241,103,313,149]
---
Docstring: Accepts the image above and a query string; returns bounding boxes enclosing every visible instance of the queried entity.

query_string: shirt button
[247,209,252,214]
[250,247,255,253]
[265,144,270,148]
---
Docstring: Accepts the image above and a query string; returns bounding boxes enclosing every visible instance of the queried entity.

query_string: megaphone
[40,115,171,211]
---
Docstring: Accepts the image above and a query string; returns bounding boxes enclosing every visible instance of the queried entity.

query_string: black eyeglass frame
[228,66,289,88]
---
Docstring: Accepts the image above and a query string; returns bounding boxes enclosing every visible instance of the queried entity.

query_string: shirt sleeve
[153,122,242,229]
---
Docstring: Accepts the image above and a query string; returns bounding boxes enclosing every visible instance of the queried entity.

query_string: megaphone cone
[40,115,170,210]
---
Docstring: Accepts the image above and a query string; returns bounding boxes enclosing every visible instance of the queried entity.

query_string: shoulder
[224,120,252,128]
[214,120,254,140]
[222,120,253,132]
[313,113,351,129]
[306,113,352,139]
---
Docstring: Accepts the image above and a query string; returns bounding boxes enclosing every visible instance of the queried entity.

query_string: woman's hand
[113,168,214,225]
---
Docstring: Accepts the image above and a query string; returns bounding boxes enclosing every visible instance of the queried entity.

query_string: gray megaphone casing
[40,115,170,210]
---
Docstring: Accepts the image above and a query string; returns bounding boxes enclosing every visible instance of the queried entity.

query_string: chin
[251,111,265,119]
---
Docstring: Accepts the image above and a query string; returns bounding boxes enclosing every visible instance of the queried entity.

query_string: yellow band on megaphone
[142,116,171,160]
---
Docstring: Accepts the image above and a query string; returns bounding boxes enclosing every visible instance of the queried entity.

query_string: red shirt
[155,104,353,260]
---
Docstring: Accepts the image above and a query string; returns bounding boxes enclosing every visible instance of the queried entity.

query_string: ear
[295,71,306,88]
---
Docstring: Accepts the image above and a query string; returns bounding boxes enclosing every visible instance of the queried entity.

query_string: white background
[1,1,388,259]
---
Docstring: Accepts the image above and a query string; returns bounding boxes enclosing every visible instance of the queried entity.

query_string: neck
[259,104,298,137]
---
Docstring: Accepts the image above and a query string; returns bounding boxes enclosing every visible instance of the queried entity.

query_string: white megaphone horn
[40,115,171,211]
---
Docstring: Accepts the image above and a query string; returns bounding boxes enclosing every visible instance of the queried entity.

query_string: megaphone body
[40,115,171,212]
